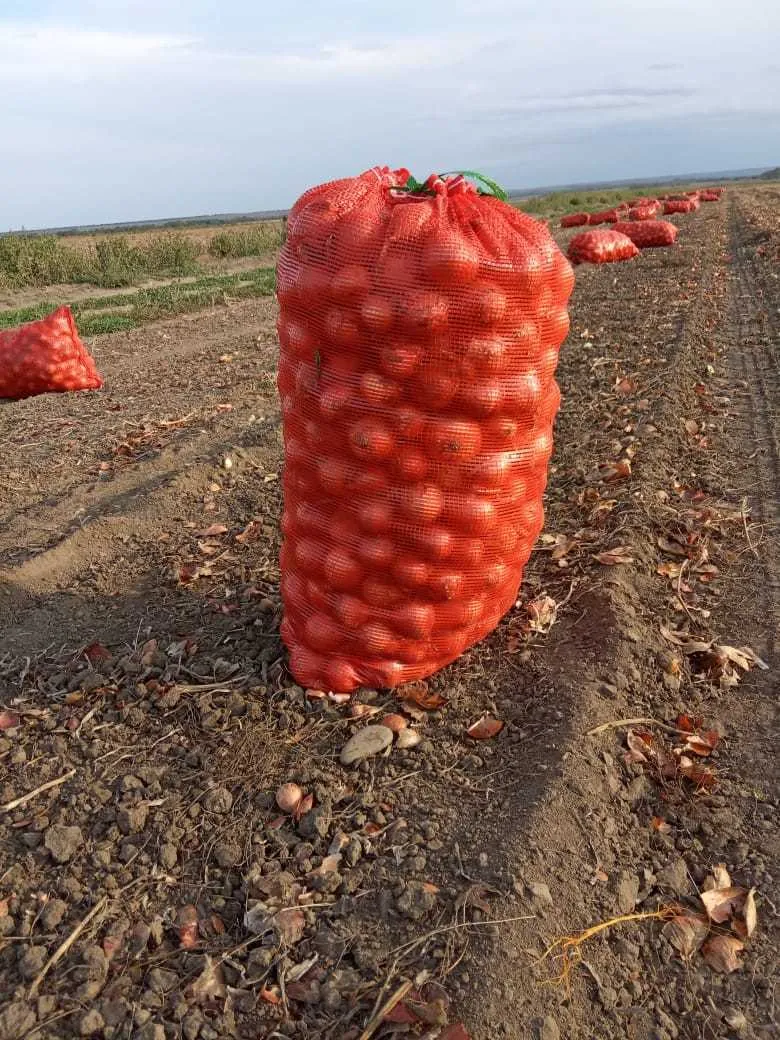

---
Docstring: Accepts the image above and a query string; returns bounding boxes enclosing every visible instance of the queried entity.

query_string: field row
[0,267,276,335]
[0,225,284,291]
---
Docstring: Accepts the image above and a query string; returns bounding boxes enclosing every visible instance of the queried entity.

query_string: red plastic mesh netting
[560,213,589,228]
[627,204,660,221]
[276,168,573,691]
[663,200,695,215]
[567,229,640,266]
[613,220,678,248]
[0,306,102,400]
[587,209,620,225]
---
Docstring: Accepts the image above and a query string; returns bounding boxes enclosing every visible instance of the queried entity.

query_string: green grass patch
[79,314,136,335]
[0,267,277,335]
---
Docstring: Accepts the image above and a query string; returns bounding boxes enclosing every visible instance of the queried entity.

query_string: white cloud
[0,25,193,68]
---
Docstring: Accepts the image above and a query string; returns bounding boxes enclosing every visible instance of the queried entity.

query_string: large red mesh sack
[560,213,589,228]
[277,167,573,691]
[0,306,102,401]
[699,191,721,202]
[613,220,678,248]
[587,209,620,225]
[567,229,640,265]
[663,200,695,215]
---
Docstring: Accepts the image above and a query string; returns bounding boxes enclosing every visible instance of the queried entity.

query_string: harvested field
[0,186,777,1040]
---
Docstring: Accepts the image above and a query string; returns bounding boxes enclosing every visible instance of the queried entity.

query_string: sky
[1,0,778,229]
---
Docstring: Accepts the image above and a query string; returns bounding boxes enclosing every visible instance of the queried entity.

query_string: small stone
[19,944,47,980]
[0,916,14,937]
[600,986,618,1008]
[118,655,142,675]
[657,857,691,896]
[133,1024,165,1040]
[340,725,393,766]
[213,842,240,868]
[182,1011,203,1040]
[298,802,332,840]
[44,824,83,863]
[527,882,554,909]
[129,922,151,956]
[724,1009,747,1032]
[537,1016,561,1040]
[0,1002,36,1040]
[203,787,233,813]
[100,998,131,1027]
[79,1010,105,1036]
[37,996,56,1018]
[396,881,438,920]
[159,843,178,869]
[615,872,640,913]
[625,774,650,804]
[117,804,149,835]
[75,945,109,999]
[396,728,422,750]
[345,837,363,867]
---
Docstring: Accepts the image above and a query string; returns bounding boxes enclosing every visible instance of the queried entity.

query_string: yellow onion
[275,782,304,814]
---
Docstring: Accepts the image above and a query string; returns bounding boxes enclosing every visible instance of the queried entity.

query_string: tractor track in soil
[728,196,780,628]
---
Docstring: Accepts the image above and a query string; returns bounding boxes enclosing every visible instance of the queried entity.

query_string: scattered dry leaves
[598,458,632,482]
[396,682,447,711]
[526,595,558,633]
[660,628,768,687]
[189,956,227,1003]
[701,935,744,974]
[701,886,751,925]
[273,908,306,946]
[176,905,200,949]
[663,914,709,958]
[594,545,635,566]
[466,716,504,740]
[0,710,21,730]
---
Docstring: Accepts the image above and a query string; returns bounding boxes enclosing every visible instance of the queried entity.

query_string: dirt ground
[0,188,778,1040]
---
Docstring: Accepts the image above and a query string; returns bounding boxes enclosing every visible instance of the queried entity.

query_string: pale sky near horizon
[0,0,778,229]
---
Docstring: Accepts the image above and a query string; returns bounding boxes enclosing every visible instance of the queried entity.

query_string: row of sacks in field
[561,186,724,228]
[563,187,724,266]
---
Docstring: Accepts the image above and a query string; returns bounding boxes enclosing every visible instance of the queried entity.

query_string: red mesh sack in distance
[663,200,694,215]
[699,191,720,202]
[567,229,640,265]
[613,220,678,248]
[628,205,657,221]
[277,167,574,692]
[560,213,589,228]
[587,209,620,225]
[0,306,102,401]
